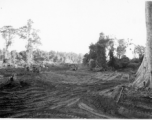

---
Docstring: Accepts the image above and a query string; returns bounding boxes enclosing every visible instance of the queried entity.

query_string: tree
[33,49,49,62]
[83,53,90,65]
[10,50,17,66]
[19,51,27,61]
[133,1,152,89]
[134,45,145,58]
[84,33,112,68]
[120,55,130,68]
[116,39,127,59]
[0,26,16,62]
[89,43,97,60]
[108,40,115,68]
[96,33,110,68]
[89,59,96,70]
[17,19,41,67]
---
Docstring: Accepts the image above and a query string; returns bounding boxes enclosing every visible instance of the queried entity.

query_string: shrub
[113,58,122,69]
[120,55,130,68]
[130,58,140,63]
[127,62,140,70]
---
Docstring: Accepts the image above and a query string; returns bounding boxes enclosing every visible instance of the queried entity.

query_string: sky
[0,0,146,55]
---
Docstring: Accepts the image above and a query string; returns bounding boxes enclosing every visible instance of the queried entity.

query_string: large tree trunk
[133,1,152,89]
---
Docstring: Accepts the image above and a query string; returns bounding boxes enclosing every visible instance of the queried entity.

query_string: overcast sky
[0,0,146,54]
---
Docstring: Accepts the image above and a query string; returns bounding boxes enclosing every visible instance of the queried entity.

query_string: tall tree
[0,26,16,62]
[96,33,110,68]
[134,45,145,58]
[116,39,127,59]
[108,40,115,68]
[89,43,97,60]
[133,1,152,89]
[17,19,41,67]
[83,53,90,65]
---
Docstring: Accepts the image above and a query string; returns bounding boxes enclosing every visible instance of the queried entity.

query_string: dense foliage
[0,20,145,69]
[83,32,145,71]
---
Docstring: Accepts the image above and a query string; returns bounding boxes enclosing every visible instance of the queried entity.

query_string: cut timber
[99,85,123,100]
[67,98,80,107]
[78,102,113,118]
[133,1,152,89]
[107,73,121,81]
[95,72,127,81]
[95,72,115,81]
[115,87,124,103]
[120,74,129,81]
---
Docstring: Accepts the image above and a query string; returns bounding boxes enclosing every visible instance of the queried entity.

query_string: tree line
[0,19,83,67]
[83,32,145,70]
[0,49,83,64]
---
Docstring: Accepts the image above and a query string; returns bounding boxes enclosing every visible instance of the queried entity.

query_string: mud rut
[0,69,152,118]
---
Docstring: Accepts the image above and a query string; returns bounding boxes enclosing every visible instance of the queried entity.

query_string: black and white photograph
[0,0,151,118]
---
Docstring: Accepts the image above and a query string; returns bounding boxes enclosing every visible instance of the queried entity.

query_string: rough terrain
[0,65,152,118]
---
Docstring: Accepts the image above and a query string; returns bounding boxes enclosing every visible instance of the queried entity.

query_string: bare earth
[0,66,152,118]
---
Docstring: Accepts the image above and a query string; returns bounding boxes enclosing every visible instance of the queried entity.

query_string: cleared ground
[0,65,152,118]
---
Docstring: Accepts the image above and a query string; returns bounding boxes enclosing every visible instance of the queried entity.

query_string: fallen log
[78,102,114,118]
[115,86,124,103]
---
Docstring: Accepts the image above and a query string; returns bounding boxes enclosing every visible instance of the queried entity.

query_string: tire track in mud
[0,78,91,118]
[0,76,119,118]
[0,70,148,118]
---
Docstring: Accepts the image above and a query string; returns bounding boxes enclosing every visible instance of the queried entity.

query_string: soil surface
[0,66,152,118]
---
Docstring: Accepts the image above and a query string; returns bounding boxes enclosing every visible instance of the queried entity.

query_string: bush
[130,58,140,63]
[120,55,130,68]
[113,58,122,69]
[113,56,130,70]
[127,62,140,70]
